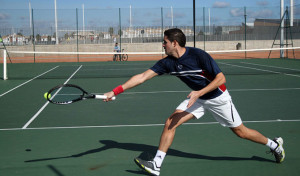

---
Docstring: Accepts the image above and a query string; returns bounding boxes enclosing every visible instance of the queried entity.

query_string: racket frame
[47,84,114,105]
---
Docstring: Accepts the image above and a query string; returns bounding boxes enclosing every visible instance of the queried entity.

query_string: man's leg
[134,110,195,176]
[206,90,285,163]
[158,110,195,153]
[230,123,268,144]
[231,124,285,163]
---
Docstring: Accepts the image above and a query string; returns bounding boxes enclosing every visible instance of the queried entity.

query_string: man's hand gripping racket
[46,84,116,105]
[104,85,124,102]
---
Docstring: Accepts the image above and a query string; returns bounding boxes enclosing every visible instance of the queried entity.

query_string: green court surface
[1,59,300,175]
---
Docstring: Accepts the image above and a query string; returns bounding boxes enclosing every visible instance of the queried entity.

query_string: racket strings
[49,86,85,103]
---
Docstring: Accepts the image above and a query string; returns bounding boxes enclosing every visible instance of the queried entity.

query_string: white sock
[266,138,278,150]
[153,150,166,167]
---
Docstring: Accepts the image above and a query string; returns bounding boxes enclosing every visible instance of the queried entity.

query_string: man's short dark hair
[164,28,186,47]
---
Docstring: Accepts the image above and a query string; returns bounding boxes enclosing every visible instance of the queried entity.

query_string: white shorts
[176,90,242,128]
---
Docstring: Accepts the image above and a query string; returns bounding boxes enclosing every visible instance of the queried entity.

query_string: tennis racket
[46,84,115,105]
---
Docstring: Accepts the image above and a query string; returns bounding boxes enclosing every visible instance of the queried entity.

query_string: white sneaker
[270,137,285,163]
[134,157,160,176]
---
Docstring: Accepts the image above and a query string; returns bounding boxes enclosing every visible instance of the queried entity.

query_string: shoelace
[266,147,282,155]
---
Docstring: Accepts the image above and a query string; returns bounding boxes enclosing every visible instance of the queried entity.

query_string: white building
[1,34,27,45]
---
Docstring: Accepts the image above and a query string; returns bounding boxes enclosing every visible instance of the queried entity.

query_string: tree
[198,30,204,36]
[36,34,41,41]
[214,26,222,35]
[109,27,114,37]
[47,35,51,43]
[99,32,104,38]
[64,33,69,39]
[118,29,123,36]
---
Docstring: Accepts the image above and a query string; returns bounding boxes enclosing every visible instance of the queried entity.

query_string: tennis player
[104,28,285,176]
[113,42,121,61]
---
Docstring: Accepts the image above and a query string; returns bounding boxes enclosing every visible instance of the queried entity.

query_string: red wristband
[112,85,124,96]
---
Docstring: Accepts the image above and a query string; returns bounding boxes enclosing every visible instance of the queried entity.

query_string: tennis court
[1,57,300,176]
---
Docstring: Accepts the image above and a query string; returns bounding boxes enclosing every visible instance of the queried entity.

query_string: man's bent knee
[231,124,248,139]
[165,110,194,130]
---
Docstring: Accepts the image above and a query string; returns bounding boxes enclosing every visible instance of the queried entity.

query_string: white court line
[1,119,300,131]
[219,62,300,78]
[219,62,283,74]
[241,62,300,78]
[229,87,300,91]
[22,65,83,129]
[0,66,59,97]
[241,62,300,72]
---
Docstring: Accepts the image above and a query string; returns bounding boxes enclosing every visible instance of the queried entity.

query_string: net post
[3,50,7,80]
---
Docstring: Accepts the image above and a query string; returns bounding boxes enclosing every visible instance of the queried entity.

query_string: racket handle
[95,95,116,100]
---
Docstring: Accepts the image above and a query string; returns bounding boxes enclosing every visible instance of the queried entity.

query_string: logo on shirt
[178,65,183,69]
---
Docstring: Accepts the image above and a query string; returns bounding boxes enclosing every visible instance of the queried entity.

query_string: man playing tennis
[104,28,285,176]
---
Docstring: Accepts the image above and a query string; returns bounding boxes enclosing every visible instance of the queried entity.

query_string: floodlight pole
[130,5,132,28]
[54,0,58,45]
[32,9,36,62]
[29,1,32,30]
[280,0,284,58]
[290,0,293,26]
[83,4,85,44]
[130,5,132,43]
[76,8,79,62]
[171,6,173,27]
[244,7,247,59]
[119,8,122,51]
[193,0,196,48]
[203,7,205,50]
[208,8,210,34]
[161,7,164,53]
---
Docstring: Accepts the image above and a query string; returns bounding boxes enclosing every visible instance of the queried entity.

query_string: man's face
[162,36,175,56]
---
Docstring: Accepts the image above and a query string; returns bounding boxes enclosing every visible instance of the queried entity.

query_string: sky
[0,0,299,9]
[0,0,299,36]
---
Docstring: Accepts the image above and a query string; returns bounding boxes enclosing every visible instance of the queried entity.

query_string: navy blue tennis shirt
[150,47,227,100]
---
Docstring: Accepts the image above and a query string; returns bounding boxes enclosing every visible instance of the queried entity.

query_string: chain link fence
[1,5,299,51]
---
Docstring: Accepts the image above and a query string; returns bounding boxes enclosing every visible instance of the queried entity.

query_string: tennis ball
[44,92,51,99]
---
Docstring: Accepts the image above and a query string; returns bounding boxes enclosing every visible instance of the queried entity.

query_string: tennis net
[1,47,300,80]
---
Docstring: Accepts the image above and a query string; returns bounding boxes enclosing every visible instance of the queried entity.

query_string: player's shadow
[25,140,274,164]
[24,140,274,175]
